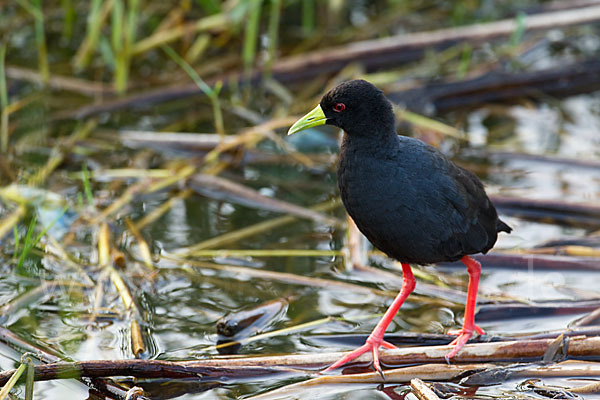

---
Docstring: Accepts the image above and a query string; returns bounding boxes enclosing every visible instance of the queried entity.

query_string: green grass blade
[457,43,472,79]
[111,0,124,53]
[24,356,34,400]
[243,0,263,76]
[81,164,94,206]
[61,0,75,39]
[0,42,7,109]
[162,45,213,96]
[113,0,139,93]
[302,0,315,35]
[17,205,68,269]
[0,41,8,153]
[162,45,224,134]
[112,0,125,92]
[31,0,49,83]
[265,0,281,74]
[18,215,38,269]
[13,225,19,260]
[14,0,42,20]
[0,363,26,400]
[197,0,221,14]
[74,0,111,71]
[509,12,526,48]
[99,36,116,69]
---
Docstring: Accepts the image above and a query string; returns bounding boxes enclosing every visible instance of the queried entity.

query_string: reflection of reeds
[0,42,7,152]
[177,198,341,252]
[98,222,146,356]
[14,0,49,84]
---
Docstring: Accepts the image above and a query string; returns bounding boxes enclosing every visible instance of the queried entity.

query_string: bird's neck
[342,129,398,152]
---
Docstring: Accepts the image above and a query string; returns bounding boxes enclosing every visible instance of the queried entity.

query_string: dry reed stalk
[182,249,341,258]
[133,189,193,230]
[97,222,145,356]
[521,245,600,257]
[90,181,148,224]
[144,164,196,194]
[345,215,367,271]
[131,13,228,55]
[0,327,131,399]
[571,380,600,394]
[5,66,111,95]
[165,257,392,297]
[444,253,600,271]
[411,378,441,400]
[27,119,97,186]
[45,237,95,285]
[247,364,489,399]
[188,174,343,227]
[573,307,600,327]
[155,335,600,369]
[0,205,24,240]
[177,198,341,252]
[124,217,154,270]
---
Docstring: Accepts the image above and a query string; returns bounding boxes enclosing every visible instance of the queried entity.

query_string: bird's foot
[447,323,484,337]
[322,335,396,376]
[445,324,484,359]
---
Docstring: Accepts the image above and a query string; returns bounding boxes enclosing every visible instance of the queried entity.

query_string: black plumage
[324,80,511,264]
[288,79,512,373]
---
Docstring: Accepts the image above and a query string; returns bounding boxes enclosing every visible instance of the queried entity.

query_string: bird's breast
[337,147,409,225]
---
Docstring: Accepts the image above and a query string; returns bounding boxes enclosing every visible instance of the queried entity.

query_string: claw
[322,342,372,373]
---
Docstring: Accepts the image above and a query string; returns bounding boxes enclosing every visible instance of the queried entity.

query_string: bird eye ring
[333,103,345,112]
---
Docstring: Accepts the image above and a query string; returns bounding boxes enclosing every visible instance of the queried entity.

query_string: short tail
[497,219,512,234]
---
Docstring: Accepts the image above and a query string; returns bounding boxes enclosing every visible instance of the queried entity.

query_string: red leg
[323,263,416,375]
[446,255,485,359]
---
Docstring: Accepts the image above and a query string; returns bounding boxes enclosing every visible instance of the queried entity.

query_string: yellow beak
[287,105,327,135]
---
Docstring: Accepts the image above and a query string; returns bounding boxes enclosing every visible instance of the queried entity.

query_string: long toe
[445,329,474,359]
[323,337,391,373]
[322,343,372,373]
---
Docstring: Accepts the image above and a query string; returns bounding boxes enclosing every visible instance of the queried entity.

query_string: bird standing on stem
[288,80,511,375]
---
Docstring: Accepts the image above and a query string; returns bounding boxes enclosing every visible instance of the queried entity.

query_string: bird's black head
[288,80,396,138]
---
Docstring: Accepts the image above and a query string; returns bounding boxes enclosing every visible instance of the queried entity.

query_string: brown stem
[0,327,130,400]
[1,336,599,385]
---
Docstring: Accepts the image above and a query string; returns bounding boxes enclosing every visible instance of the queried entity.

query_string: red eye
[333,103,345,112]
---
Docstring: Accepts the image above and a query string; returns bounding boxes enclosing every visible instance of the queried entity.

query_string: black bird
[288,80,511,374]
